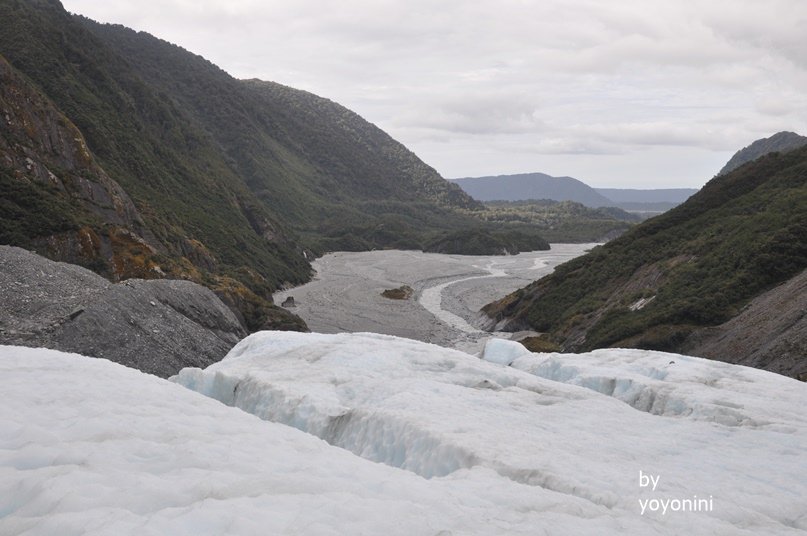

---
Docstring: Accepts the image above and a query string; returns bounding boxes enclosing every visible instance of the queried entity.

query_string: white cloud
[61,0,807,187]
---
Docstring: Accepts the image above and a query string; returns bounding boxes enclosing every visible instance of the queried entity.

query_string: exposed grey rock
[281,296,296,308]
[0,246,246,377]
[682,268,807,380]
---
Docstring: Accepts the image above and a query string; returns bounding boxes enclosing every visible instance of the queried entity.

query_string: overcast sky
[61,0,807,188]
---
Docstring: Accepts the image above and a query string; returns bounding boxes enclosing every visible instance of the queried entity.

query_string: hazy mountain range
[450,173,699,213]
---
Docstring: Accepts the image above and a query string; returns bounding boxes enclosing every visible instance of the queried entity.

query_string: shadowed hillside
[0,0,529,328]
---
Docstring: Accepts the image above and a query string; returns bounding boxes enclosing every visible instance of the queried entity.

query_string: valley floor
[274,244,595,353]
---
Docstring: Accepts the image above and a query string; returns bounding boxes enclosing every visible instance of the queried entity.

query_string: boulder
[0,246,246,377]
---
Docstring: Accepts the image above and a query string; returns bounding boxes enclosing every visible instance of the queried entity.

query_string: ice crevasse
[2,330,807,535]
[174,331,807,535]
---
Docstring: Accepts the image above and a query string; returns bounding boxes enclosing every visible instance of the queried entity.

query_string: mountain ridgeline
[0,0,548,330]
[718,131,807,176]
[483,146,807,378]
[451,173,614,207]
[451,173,698,214]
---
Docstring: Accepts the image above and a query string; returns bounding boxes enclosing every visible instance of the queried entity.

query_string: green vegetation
[1,1,641,329]
[485,148,807,353]
[0,170,88,247]
[478,200,638,242]
[0,0,310,297]
[423,228,549,255]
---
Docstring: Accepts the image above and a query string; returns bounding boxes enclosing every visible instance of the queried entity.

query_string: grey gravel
[0,246,246,377]
[683,268,807,380]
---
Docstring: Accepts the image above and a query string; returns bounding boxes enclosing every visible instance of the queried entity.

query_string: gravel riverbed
[274,244,595,353]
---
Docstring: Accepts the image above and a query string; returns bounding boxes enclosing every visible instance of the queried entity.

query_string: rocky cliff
[0,54,159,278]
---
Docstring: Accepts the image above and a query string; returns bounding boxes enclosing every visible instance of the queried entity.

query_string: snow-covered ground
[273,245,594,353]
[5,331,801,535]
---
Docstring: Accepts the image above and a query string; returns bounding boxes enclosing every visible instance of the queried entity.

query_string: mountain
[452,173,698,214]
[0,0,500,329]
[451,173,613,207]
[78,19,481,246]
[483,146,807,378]
[718,131,807,176]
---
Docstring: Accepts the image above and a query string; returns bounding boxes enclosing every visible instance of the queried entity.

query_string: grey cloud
[61,0,807,187]
[390,93,545,135]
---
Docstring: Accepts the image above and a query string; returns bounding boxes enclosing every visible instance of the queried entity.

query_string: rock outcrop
[0,54,162,279]
[0,246,246,377]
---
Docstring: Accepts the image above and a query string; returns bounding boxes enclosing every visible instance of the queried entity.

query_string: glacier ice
[481,337,532,365]
[173,332,807,534]
[3,332,807,535]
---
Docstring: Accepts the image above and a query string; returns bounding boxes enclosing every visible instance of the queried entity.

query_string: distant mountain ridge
[451,173,612,207]
[718,131,807,176]
[451,174,698,213]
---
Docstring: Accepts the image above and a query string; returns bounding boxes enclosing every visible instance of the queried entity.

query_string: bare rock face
[0,54,167,281]
[682,268,807,380]
[0,55,149,234]
[0,246,246,377]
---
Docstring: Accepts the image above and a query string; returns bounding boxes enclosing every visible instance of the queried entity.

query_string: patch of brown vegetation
[108,227,163,280]
[381,285,413,300]
[518,336,560,353]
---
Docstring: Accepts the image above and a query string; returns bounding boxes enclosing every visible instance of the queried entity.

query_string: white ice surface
[4,336,807,535]
[173,332,807,535]
[2,345,592,536]
[481,337,532,365]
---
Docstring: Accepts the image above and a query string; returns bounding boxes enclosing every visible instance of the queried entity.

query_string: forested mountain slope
[484,147,807,377]
[718,131,807,176]
[82,20,481,251]
[0,0,506,328]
